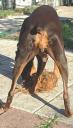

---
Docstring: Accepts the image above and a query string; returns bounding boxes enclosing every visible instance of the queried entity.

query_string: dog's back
[19,5,63,45]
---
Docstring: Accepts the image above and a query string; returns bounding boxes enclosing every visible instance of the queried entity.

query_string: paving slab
[56,6,73,18]
[35,85,73,126]
[0,108,44,128]
[54,122,73,128]
[0,40,73,126]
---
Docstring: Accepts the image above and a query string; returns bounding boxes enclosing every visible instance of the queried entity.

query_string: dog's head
[30,26,49,50]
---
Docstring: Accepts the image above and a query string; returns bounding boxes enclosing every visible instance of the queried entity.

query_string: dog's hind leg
[47,34,72,117]
[53,63,60,79]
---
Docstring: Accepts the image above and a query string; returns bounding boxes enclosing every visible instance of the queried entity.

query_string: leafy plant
[62,22,73,39]
[62,20,73,50]
[0,9,23,18]
[36,115,58,128]
[23,5,39,14]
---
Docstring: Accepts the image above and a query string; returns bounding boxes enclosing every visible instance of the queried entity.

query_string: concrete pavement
[56,6,73,18]
[0,39,73,128]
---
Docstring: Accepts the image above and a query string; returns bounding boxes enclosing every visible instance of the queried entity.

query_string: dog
[2,5,72,117]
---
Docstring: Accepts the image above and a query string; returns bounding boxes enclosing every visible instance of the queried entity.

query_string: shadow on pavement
[31,93,65,116]
[0,18,23,31]
[0,54,14,79]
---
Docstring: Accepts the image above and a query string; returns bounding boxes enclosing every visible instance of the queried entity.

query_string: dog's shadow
[0,54,38,90]
[31,93,65,116]
[0,54,14,79]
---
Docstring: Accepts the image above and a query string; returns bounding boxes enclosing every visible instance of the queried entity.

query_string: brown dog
[2,5,72,116]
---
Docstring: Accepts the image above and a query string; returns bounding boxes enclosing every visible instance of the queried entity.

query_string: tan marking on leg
[54,63,60,79]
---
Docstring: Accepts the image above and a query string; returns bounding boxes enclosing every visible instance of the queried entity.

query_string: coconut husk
[15,70,58,94]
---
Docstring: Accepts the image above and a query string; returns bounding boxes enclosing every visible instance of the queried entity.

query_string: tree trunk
[12,0,16,9]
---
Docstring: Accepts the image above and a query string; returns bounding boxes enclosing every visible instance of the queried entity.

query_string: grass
[0,30,20,40]
[36,115,58,128]
[0,9,23,18]
[0,5,38,18]
[62,19,73,50]
[23,5,39,14]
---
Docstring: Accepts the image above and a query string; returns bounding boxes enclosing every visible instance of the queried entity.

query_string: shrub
[62,20,73,50]
[0,9,23,18]
[37,115,58,128]
[23,5,39,14]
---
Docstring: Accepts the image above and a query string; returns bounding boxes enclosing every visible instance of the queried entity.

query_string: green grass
[23,5,39,14]
[0,29,20,40]
[0,9,23,18]
[36,115,58,128]
[62,19,73,50]
[0,5,39,18]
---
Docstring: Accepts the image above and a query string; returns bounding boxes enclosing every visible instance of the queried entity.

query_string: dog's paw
[65,110,73,117]
[0,107,5,115]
